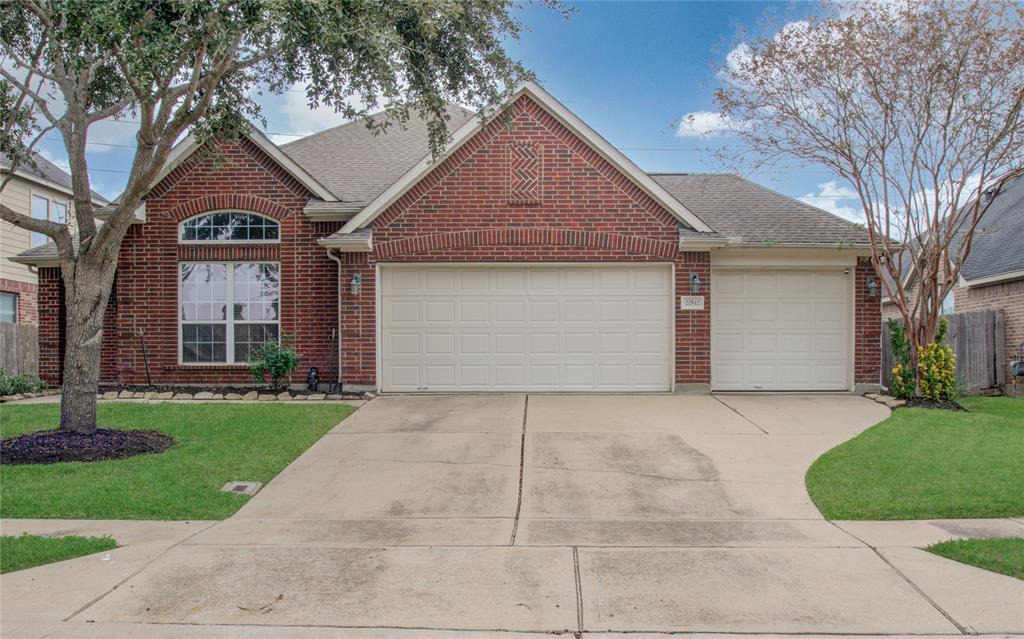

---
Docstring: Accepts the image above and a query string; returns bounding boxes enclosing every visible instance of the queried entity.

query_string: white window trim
[177,261,281,366]
[178,210,281,245]
[29,190,69,247]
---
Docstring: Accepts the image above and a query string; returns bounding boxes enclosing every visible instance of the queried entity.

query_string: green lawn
[806,397,1024,520]
[1,534,117,573]
[0,402,355,520]
[927,538,1024,581]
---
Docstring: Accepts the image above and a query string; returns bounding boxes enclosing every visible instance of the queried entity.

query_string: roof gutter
[9,254,60,268]
[303,202,365,222]
[959,268,1024,288]
[317,234,372,253]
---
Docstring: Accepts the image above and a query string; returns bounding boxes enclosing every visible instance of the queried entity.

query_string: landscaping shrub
[918,317,957,401]
[887,319,916,400]
[0,370,47,396]
[246,337,300,392]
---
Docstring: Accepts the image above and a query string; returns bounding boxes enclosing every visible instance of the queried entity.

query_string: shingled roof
[280,104,476,206]
[650,173,871,247]
[1,151,108,203]
[954,172,1024,282]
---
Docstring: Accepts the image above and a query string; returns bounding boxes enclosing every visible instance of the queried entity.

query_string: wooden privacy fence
[881,310,1005,394]
[0,323,39,376]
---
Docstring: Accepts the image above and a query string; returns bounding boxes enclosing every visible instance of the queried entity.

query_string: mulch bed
[0,428,174,465]
[903,397,968,411]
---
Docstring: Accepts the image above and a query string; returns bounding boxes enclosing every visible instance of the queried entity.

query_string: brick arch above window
[167,194,293,223]
[374,228,678,260]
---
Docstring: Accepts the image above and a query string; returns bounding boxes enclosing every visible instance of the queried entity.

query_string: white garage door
[380,265,673,392]
[712,269,852,391]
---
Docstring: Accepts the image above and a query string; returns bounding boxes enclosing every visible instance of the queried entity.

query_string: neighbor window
[0,293,16,324]
[179,262,280,363]
[179,211,279,242]
[30,193,68,247]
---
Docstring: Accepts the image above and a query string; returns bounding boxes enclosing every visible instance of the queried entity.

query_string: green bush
[245,337,300,392]
[0,370,47,396]
[887,319,916,399]
[918,317,957,401]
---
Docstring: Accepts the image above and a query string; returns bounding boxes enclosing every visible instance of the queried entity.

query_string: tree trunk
[58,262,115,434]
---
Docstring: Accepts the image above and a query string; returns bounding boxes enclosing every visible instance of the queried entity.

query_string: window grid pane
[179,261,280,364]
[234,323,279,363]
[180,212,279,242]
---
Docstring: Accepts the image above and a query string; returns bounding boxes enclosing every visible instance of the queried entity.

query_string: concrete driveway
[6,394,1024,637]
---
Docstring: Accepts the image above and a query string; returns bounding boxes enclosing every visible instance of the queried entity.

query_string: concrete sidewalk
[2,394,1022,636]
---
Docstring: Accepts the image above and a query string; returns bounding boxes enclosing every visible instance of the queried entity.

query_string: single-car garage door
[711,269,852,391]
[380,264,673,392]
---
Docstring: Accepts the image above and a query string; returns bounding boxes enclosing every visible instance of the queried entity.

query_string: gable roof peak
[338,81,712,234]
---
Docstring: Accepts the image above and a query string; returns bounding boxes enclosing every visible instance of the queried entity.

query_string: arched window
[179,211,279,242]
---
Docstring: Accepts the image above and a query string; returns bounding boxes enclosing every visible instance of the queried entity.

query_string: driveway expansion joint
[832,521,968,635]
[509,395,529,545]
[712,394,769,434]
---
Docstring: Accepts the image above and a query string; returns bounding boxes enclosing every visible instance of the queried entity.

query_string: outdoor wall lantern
[866,276,879,297]
[690,273,701,295]
[350,273,362,295]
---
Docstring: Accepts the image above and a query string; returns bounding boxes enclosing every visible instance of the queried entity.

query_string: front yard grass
[927,538,1024,581]
[806,397,1024,520]
[1,534,117,574]
[0,402,355,520]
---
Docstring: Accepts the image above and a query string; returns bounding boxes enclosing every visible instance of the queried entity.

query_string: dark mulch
[0,429,174,465]
[98,384,363,399]
[903,397,968,411]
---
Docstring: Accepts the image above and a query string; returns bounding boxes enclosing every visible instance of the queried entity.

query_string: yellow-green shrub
[918,342,956,400]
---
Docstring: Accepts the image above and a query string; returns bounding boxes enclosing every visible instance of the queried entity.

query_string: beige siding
[0,175,73,283]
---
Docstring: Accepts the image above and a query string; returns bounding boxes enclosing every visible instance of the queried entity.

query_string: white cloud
[799,180,864,223]
[278,86,367,139]
[676,111,745,138]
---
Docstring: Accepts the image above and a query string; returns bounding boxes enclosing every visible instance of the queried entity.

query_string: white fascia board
[960,268,1024,288]
[95,202,146,224]
[8,254,59,267]
[302,203,364,222]
[678,236,730,250]
[317,235,372,253]
[109,126,338,206]
[341,81,713,234]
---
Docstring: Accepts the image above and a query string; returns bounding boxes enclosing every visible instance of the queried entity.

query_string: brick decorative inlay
[507,142,541,205]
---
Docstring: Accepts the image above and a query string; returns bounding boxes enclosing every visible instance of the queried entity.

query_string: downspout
[325,247,344,391]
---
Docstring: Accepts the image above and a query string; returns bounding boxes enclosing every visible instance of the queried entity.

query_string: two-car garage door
[380,265,673,392]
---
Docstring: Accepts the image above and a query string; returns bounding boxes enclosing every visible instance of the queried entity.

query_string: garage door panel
[382,265,672,392]
[713,268,851,391]
[460,300,489,322]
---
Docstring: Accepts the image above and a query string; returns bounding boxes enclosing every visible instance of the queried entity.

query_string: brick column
[854,256,882,389]
[675,251,711,390]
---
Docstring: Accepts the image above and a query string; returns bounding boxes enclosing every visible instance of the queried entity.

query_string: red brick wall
[676,252,711,386]
[954,278,1024,382]
[855,257,882,386]
[344,93,712,388]
[0,278,37,325]
[37,137,342,387]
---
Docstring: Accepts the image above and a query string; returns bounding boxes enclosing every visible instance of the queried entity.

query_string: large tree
[0,0,550,433]
[713,0,1023,357]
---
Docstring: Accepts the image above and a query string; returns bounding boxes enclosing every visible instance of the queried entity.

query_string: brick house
[12,83,881,394]
[0,151,106,325]
[881,173,1024,384]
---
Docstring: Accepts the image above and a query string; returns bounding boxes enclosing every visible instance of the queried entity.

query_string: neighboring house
[0,151,106,325]
[881,173,1023,382]
[13,82,881,394]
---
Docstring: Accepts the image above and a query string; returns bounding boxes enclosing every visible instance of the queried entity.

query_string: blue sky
[37,1,863,223]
